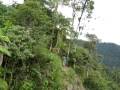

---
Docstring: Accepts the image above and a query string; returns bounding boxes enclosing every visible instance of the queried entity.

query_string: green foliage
[84,78,109,90]
[6,25,34,60]
[0,67,4,77]
[0,78,8,90]
[68,47,97,78]
[0,0,120,90]
[33,46,63,90]
[11,1,50,27]
[87,0,94,14]
[63,67,76,84]
[0,24,10,56]
[20,80,34,90]
[0,45,10,56]
[83,69,120,90]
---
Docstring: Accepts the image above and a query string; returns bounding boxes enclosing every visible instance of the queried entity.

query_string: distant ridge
[97,43,120,68]
[74,39,120,68]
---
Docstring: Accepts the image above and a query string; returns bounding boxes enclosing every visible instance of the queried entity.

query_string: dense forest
[0,0,120,90]
[97,43,120,68]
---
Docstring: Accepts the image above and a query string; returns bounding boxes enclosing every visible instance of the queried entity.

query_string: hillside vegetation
[0,0,120,90]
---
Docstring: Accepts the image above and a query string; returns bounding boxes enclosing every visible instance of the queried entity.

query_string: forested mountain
[0,0,120,90]
[75,40,120,68]
[97,43,120,68]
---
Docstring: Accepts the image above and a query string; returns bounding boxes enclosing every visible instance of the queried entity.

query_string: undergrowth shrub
[29,46,63,90]
[0,78,8,90]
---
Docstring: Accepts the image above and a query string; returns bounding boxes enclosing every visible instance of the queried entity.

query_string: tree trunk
[0,54,3,66]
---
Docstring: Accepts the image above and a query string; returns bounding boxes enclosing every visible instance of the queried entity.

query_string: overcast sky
[89,0,120,45]
[0,0,24,5]
[1,0,120,45]
[58,0,120,45]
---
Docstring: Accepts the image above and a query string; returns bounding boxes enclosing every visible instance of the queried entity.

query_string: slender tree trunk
[50,3,59,50]
[0,54,3,66]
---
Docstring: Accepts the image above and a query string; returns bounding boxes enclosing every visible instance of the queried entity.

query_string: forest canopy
[0,0,119,90]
